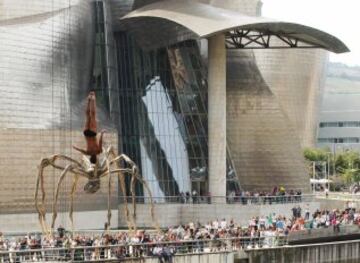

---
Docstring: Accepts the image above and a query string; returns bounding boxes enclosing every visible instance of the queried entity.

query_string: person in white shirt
[259,216,266,230]
[220,219,227,229]
[212,219,219,229]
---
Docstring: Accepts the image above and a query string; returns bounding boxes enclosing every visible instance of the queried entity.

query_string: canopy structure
[119,0,349,53]
[310,179,333,184]
[0,8,68,27]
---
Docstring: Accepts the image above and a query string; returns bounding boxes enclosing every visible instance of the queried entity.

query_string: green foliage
[335,154,347,172]
[340,168,360,184]
[303,148,330,162]
[303,148,360,186]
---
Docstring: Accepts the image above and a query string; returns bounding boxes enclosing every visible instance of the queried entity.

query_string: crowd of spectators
[1,205,360,262]
[178,186,303,204]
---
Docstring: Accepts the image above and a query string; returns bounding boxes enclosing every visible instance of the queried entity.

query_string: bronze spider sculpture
[34,146,158,235]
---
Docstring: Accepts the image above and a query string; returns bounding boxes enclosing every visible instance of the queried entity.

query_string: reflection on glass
[115,33,240,200]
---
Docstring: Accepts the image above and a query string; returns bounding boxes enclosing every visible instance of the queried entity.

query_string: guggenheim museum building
[0,0,348,229]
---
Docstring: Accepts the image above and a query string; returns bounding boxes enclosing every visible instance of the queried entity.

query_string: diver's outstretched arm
[73,145,88,155]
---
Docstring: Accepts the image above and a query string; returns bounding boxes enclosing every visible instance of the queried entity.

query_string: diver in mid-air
[73,91,105,164]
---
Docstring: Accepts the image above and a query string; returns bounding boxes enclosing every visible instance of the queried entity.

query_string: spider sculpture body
[34,146,157,235]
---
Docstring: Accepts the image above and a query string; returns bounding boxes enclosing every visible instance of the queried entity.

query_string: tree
[339,168,360,185]
[303,148,331,179]
[303,148,360,187]
[303,148,330,162]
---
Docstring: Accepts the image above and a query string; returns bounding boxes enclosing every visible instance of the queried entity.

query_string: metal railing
[316,192,360,201]
[0,236,287,262]
[119,194,314,205]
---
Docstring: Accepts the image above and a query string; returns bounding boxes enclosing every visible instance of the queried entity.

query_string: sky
[261,0,359,66]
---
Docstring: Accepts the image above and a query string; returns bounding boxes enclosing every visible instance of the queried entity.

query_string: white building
[317,63,360,152]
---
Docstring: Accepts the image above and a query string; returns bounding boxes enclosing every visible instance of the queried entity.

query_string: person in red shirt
[73,91,105,164]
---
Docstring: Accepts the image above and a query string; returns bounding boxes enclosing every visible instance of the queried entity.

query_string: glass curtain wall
[115,32,240,201]
[92,0,120,124]
[93,1,109,110]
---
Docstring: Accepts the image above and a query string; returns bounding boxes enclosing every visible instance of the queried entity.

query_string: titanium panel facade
[215,0,327,191]
[120,0,348,53]
[226,50,311,190]
[0,0,119,217]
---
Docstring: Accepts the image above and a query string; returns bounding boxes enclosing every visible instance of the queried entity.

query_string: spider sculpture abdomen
[84,179,100,194]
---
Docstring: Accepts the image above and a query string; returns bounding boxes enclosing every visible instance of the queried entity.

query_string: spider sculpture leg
[99,166,134,231]
[108,148,137,232]
[102,147,136,232]
[103,160,134,232]
[105,156,112,231]
[107,146,160,232]
[35,155,85,235]
[51,164,74,230]
[69,173,80,232]
[130,166,137,219]
[35,159,50,234]
[129,166,160,232]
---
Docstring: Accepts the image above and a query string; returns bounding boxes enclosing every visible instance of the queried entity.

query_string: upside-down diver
[73,91,105,164]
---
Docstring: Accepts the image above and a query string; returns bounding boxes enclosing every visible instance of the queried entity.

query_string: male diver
[73,91,105,164]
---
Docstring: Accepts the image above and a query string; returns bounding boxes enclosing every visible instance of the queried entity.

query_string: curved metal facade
[215,0,327,191]
[0,1,93,129]
[120,0,348,53]
[0,0,119,218]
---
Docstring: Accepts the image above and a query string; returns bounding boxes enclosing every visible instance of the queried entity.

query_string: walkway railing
[119,194,315,205]
[0,236,287,262]
[316,192,360,201]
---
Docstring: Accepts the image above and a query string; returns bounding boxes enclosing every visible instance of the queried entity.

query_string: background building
[317,63,360,152]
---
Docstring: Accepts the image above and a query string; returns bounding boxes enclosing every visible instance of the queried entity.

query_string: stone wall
[145,253,234,263]
[0,129,118,215]
[0,209,118,233]
[242,240,360,263]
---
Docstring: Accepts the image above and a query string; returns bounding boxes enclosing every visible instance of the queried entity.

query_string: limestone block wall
[0,209,119,233]
[245,240,360,263]
[145,253,234,263]
[0,129,118,214]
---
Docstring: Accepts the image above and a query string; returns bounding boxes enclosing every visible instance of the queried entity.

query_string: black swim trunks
[83,129,97,137]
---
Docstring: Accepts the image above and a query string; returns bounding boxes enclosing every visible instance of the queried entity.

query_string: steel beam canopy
[119,0,349,53]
